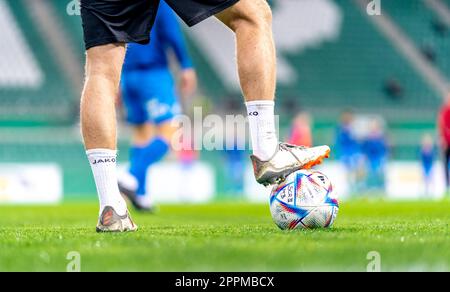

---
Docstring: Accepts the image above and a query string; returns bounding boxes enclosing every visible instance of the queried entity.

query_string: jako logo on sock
[249,111,259,116]
[92,158,116,165]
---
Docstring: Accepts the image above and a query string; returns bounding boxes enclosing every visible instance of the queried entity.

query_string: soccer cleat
[118,182,155,213]
[96,206,138,233]
[251,143,331,186]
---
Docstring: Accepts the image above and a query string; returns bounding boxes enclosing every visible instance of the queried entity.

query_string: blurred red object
[288,112,313,147]
[438,99,450,148]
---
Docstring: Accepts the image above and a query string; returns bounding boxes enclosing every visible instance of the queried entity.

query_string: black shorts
[80,0,240,50]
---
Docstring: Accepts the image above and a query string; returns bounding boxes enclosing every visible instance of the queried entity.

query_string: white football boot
[96,206,138,233]
[251,143,331,186]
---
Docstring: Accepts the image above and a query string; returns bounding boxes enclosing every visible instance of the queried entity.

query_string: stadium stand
[0,0,81,125]
[383,0,450,82]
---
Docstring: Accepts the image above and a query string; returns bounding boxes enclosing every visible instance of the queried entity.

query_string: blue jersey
[335,125,360,159]
[123,1,193,71]
[361,135,387,169]
[421,146,435,175]
[121,1,193,125]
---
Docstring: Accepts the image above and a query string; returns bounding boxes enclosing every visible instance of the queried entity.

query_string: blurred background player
[361,118,388,192]
[223,108,247,197]
[118,1,198,212]
[439,97,450,193]
[420,133,436,196]
[335,111,362,194]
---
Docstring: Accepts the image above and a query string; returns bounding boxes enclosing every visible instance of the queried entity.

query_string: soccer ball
[269,169,339,230]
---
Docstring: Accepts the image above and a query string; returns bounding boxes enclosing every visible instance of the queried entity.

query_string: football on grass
[270,169,339,230]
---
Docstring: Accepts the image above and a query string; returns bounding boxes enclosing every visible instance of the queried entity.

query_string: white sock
[246,100,279,161]
[86,149,128,216]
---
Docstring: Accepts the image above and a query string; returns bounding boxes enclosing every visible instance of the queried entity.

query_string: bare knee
[218,0,272,32]
[85,44,126,87]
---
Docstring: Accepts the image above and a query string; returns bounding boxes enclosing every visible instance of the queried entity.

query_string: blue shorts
[121,68,181,125]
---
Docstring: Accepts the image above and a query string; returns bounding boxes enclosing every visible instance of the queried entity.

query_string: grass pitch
[0,200,449,272]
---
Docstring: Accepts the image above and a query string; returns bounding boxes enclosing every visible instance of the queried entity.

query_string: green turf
[0,200,449,272]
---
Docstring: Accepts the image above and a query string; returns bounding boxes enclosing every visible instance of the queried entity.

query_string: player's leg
[81,44,127,211]
[119,70,178,210]
[216,0,276,159]
[79,0,159,231]
[164,0,329,185]
[120,122,175,211]
[82,44,124,150]
[121,122,172,211]
[120,123,155,210]
[215,0,330,185]
[81,44,137,232]
[132,122,174,191]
